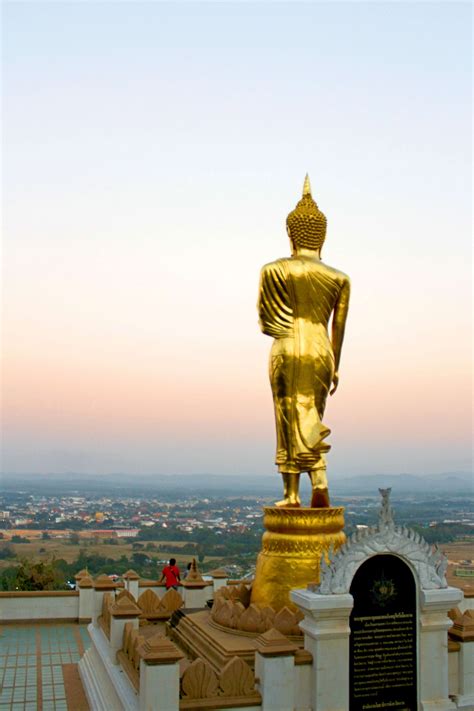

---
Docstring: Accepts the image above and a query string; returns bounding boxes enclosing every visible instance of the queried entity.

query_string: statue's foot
[310,487,330,508]
[275,497,301,508]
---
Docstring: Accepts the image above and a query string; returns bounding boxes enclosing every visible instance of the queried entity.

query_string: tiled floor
[0,624,90,711]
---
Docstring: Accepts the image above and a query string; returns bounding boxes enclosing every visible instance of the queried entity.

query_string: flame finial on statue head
[287,174,327,251]
[302,173,312,197]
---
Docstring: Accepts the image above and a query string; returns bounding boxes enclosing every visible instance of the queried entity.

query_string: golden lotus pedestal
[169,506,345,676]
[250,506,346,612]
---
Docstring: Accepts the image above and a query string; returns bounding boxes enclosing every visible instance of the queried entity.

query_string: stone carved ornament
[211,583,303,635]
[181,656,257,701]
[315,488,448,595]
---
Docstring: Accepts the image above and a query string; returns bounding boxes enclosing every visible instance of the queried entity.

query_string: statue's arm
[330,277,350,395]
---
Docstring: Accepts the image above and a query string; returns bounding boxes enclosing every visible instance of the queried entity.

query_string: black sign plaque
[349,554,417,711]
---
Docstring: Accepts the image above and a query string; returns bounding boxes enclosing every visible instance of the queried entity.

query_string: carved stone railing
[117,621,145,691]
[447,606,474,703]
[138,588,184,625]
[98,591,114,639]
[115,589,136,604]
[211,584,303,636]
[180,656,261,709]
[449,607,474,642]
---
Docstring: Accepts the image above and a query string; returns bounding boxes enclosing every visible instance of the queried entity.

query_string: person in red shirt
[160,558,181,590]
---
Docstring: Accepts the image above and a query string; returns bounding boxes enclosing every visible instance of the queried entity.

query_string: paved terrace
[0,624,90,711]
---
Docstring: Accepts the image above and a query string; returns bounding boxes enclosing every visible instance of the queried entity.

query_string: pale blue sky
[2,2,472,477]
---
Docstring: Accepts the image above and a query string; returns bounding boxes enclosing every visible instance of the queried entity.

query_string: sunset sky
[2,2,472,479]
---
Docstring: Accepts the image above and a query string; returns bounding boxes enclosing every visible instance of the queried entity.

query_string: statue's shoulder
[321,262,350,285]
[260,257,290,275]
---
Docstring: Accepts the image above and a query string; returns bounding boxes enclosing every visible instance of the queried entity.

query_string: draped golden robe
[258,256,350,473]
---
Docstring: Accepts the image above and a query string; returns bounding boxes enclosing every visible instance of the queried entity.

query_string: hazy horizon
[2,469,472,499]
[2,2,472,478]
[2,470,472,481]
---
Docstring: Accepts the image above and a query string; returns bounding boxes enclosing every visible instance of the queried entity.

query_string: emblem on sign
[370,573,397,607]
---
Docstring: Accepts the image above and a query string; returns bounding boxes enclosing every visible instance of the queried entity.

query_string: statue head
[286,174,327,252]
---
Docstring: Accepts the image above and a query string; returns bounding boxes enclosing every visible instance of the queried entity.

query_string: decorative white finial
[378,488,394,527]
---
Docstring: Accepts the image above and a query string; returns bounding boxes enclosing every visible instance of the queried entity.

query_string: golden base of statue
[171,509,344,668]
[250,506,345,612]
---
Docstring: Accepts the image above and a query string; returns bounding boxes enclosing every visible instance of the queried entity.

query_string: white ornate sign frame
[292,489,462,711]
[315,487,448,594]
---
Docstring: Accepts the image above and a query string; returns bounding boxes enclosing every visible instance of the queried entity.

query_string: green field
[0,539,220,570]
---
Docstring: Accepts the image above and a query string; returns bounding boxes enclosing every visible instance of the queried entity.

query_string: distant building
[454,567,474,578]
[115,529,139,538]
[74,529,137,540]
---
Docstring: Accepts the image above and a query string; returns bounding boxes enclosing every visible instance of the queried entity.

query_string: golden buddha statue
[258,175,350,508]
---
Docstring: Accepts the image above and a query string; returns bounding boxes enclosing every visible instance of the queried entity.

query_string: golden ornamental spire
[302,173,312,197]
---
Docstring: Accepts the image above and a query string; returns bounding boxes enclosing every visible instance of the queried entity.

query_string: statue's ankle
[309,467,328,490]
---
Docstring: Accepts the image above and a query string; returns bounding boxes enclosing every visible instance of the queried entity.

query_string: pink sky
[2,2,472,477]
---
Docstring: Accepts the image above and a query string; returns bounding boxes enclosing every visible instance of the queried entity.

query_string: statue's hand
[330,372,339,396]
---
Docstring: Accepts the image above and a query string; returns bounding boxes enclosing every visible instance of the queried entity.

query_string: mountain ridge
[1,470,472,494]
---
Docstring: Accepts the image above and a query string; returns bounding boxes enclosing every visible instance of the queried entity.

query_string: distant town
[0,478,473,591]
[0,488,267,540]
[1,479,473,539]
